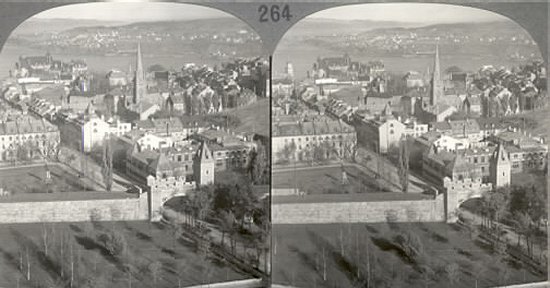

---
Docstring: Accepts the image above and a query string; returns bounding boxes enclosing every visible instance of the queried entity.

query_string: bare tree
[398,137,409,193]
[420,264,435,288]
[472,261,487,288]
[101,137,113,192]
[148,261,163,284]
[42,223,50,257]
[322,247,327,281]
[445,263,460,286]
[218,210,236,248]
[25,246,30,281]
[69,238,74,288]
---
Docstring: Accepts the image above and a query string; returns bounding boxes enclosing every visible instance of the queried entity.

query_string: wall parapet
[272,198,445,224]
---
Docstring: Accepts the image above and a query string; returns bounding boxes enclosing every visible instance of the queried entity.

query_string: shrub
[98,230,127,256]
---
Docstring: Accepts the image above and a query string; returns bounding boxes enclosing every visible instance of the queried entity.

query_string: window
[390,130,394,134]
[474,157,478,164]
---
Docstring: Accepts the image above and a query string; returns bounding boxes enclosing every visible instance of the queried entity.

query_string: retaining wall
[272,195,445,224]
[0,196,149,223]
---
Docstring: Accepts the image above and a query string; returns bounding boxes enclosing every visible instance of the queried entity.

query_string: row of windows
[283,134,351,143]
[1,133,53,141]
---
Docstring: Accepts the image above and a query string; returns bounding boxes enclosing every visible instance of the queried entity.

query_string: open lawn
[273,165,390,194]
[0,164,98,195]
[0,221,249,287]
[229,98,269,137]
[505,105,550,138]
[330,86,363,106]
[272,223,546,288]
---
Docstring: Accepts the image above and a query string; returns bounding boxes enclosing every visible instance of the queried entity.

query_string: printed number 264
[258,4,292,23]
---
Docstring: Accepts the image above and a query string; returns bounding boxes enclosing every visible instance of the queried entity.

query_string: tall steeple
[134,42,146,105]
[431,44,443,106]
[193,141,215,186]
[490,142,511,188]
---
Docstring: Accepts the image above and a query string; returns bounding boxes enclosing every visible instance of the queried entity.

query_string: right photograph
[271,3,547,288]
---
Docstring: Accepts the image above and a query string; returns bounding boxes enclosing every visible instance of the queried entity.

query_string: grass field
[0,221,248,287]
[230,98,269,137]
[272,223,546,288]
[273,165,390,194]
[0,164,97,195]
[329,86,363,106]
[505,105,550,138]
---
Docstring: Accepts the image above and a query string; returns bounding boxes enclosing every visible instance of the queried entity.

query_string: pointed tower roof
[136,42,144,80]
[85,101,95,115]
[448,152,470,172]
[382,102,392,117]
[431,44,443,106]
[197,141,213,162]
[433,44,441,81]
[152,152,172,172]
[493,142,509,162]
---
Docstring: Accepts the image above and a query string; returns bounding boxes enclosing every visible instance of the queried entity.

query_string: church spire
[431,44,443,106]
[134,42,146,105]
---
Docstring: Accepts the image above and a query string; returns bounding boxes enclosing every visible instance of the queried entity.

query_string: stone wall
[0,196,149,223]
[272,195,445,224]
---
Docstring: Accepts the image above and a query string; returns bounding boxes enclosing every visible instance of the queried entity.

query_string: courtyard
[0,163,98,195]
[272,164,392,195]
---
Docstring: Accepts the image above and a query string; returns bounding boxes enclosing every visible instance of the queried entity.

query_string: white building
[65,115,131,152]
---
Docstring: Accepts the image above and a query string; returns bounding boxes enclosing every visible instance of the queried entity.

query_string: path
[460,209,547,266]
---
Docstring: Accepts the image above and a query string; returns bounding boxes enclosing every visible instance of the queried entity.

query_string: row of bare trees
[276,137,358,165]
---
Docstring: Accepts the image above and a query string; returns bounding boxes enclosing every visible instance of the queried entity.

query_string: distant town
[0,31,270,287]
[272,40,548,287]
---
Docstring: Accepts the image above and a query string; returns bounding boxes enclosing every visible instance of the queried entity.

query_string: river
[273,40,537,80]
[0,43,232,76]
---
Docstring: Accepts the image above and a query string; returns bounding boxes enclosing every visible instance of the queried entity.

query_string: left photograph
[0,2,270,287]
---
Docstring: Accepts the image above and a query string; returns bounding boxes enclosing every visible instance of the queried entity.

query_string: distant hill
[12,18,126,35]
[362,20,525,38]
[63,17,252,36]
[284,18,419,38]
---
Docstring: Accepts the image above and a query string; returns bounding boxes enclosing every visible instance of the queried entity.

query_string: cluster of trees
[293,222,472,288]
[4,139,60,164]
[169,171,268,271]
[246,142,269,185]
[14,224,94,288]
[276,137,358,165]
[477,184,547,261]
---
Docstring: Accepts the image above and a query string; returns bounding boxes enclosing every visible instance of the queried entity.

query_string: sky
[33,2,230,22]
[310,3,508,24]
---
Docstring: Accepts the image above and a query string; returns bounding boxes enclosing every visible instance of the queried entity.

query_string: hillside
[283,18,417,38]
[64,17,252,36]
[230,98,269,137]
